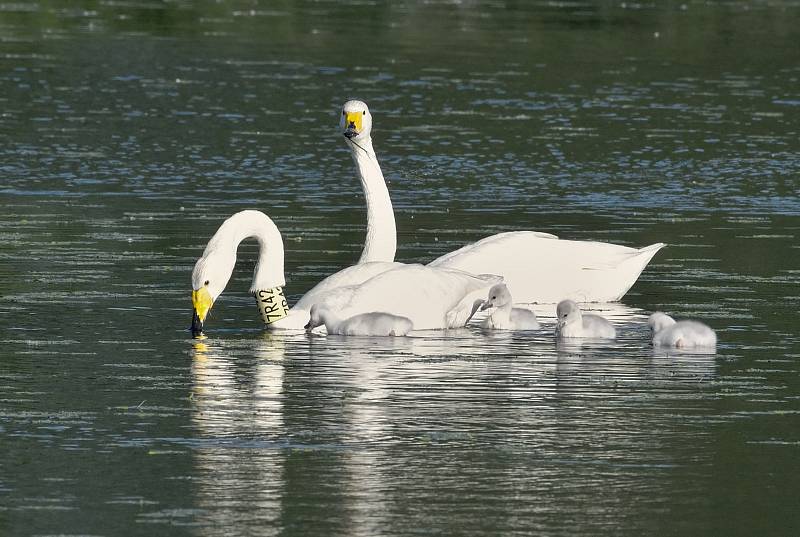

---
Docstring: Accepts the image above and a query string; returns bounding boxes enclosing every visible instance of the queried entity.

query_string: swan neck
[349,136,396,264]
[210,211,286,292]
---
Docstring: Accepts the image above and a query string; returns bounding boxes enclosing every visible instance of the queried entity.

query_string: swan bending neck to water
[191,210,400,335]
[342,99,666,303]
[341,100,396,263]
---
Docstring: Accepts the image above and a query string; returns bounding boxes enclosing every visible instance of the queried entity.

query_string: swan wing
[269,261,402,330]
[293,261,403,311]
[320,265,501,330]
[430,232,665,303]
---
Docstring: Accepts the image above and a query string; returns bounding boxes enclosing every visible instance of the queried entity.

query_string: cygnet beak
[480,300,492,311]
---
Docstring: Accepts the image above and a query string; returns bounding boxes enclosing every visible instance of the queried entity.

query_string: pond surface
[2,1,800,536]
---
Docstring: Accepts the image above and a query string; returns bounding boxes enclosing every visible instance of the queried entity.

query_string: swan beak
[191,287,213,336]
[343,111,363,139]
[480,301,492,311]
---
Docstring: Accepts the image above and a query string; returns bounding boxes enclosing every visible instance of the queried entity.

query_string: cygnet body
[555,299,616,339]
[480,283,540,330]
[648,312,717,348]
[307,305,413,336]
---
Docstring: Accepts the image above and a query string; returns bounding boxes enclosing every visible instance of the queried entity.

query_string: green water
[2,1,799,536]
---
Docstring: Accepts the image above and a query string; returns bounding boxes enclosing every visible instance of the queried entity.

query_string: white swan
[648,312,717,348]
[307,306,413,336]
[341,99,666,303]
[479,283,540,330]
[555,299,616,339]
[305,264,502,332]
[190,210,401,334]
[341,100,396,263]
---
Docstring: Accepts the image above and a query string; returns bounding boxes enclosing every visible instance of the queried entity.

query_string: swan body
[307,264,503,332]
[343,100,665,303]
[648,312,717,348]
[555,299,616,339]
[308,307,413,336]
[431,233,665,304]
[480,283,540,330]
[190,210,400,334]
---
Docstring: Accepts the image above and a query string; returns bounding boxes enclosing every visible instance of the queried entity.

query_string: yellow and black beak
[191,286,213,336]
[343,110,363,139]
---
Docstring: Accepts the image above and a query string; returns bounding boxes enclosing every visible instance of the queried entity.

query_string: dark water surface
[2,1,800,536]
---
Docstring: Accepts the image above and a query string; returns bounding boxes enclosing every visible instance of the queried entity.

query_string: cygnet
[555,299,616,339]
[306,304,413,336]
[480,283,540,330]
[648,311,716,348]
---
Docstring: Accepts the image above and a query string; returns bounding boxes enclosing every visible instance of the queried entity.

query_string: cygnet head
[648,312,676,334]
[305,304,329,331]
[556,299,581,327]
[481,283,512,311]
[340,100,373,142]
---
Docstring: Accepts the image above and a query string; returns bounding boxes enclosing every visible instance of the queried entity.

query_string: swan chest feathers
[315,264,502,331]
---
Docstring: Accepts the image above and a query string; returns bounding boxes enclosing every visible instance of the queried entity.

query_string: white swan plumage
[648,312,717,348]
[190,210,401,334]
[555,299,616,339]
[480,283,540,330]
[307,264,502,332]
[308,307,413,336]
[341,99,665,303]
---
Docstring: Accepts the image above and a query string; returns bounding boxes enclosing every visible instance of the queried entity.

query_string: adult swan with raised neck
[342,99,665,304]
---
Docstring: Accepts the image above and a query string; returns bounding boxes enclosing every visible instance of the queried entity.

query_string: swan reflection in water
[187,303,717,533]
[190,334,289,533]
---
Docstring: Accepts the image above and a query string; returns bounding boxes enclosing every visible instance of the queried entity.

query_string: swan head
[481,283,512,311]
[190,251,235,336]
[555,299,581,329]
[340,100,372,142]
[648,311,676,335]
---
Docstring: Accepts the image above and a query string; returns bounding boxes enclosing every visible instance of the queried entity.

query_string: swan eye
[342,110,346,116]
[362,111,366,115]
[492,296,496,300]
[204,280,210,286]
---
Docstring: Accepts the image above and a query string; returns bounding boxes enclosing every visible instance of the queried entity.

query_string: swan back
[431,232,665,303]
[316,264,502,331]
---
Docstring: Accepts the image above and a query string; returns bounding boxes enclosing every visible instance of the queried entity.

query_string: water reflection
[183,301,722,533]
[190,335,289,533]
